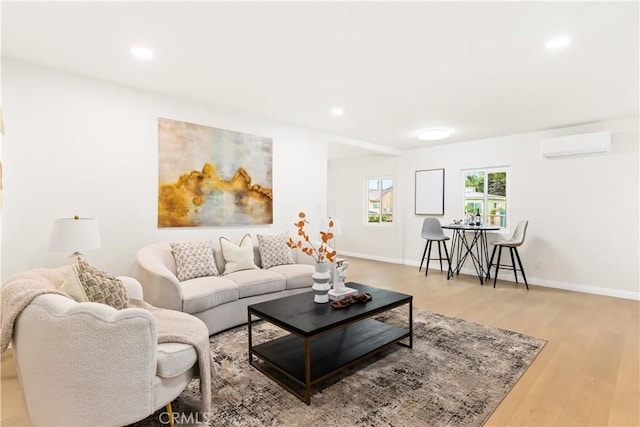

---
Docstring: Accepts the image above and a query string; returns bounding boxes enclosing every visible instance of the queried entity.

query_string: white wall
[1,59,329,279]
[328,156,404,263]
[329,117,640,299]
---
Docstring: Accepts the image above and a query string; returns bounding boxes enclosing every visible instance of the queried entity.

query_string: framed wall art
[415,168,445,215]
[157,118,273,227]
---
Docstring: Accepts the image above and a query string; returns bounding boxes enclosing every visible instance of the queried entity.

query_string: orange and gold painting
[157,118,273,227]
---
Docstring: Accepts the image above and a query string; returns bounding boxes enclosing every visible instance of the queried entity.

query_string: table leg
[447,230,458,279]
[409,299,413,348]
[304,338,311,405]
[247,311,253,363]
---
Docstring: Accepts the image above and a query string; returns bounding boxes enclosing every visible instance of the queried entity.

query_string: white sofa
[6,266,200,427]
[136,242,316,335]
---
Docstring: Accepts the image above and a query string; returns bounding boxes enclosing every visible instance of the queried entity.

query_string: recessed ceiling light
[131,45,154,60]
[417,128,452,141]
[330,107,344,117]
[545,36,571,51]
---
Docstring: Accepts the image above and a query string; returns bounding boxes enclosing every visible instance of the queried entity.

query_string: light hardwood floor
[2,258,638,426]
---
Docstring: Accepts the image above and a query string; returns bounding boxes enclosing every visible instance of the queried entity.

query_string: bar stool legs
[419,240,451,277]
[487,244,529,290]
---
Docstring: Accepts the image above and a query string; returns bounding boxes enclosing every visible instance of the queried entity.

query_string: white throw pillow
[257,233,294,269]
[219,234,259,274]
[60,266,89,303]
[170,241,219,281]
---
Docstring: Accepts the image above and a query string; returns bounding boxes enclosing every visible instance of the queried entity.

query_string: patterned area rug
[130,308,546,427]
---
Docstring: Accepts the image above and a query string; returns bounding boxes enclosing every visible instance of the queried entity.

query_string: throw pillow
[74,258,128,310]
[257,233,294,269]
[219,234,259,274]
[170,241,219,281]
[60,266,89,303]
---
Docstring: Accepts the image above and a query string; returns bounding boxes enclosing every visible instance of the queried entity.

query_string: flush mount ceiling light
[545,36,572,50]
[416,128,452,141]
[130,45,154,60]
[330,107,344,117]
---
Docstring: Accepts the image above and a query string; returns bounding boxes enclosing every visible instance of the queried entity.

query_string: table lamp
[49,216,101,261]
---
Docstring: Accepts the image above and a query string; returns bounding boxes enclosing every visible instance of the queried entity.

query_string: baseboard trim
[342,253,639,301]
[338,250,405,265]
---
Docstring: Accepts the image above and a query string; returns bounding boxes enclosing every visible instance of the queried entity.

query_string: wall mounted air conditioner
[540,131,612,158]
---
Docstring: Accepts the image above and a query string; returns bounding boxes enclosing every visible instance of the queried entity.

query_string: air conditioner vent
[541,131,611,158]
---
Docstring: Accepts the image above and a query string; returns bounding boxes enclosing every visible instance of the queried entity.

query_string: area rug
[130,308,546,427]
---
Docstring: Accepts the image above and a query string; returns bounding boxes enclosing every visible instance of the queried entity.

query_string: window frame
[365,176,394,225]
[460,166,509,230]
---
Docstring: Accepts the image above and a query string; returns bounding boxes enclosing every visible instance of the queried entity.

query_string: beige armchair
[8,268,198,426]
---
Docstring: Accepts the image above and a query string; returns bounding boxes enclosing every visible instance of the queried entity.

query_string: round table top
[441,224,501,231]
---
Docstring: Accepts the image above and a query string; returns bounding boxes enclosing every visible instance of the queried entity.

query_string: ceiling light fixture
[330,107,344,117]
[130,45,154,60]
[545,36,571,50]
[416,128,452,141]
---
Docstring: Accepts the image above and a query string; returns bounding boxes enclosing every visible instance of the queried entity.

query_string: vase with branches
[287,212,336,303]
[287,212,336,263]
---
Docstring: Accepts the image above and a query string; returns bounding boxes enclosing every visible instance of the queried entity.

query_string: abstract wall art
[157,118,273,227]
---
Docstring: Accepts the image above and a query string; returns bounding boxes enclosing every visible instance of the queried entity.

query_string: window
[367,177,393,223]
[461,167,508,228]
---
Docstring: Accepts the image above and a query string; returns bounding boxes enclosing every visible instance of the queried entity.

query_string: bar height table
[441,224,500,285]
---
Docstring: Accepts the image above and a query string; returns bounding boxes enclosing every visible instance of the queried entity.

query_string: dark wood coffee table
[247,282,412,404]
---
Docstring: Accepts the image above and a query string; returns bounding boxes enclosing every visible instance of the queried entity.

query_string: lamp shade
[48,217,101,252]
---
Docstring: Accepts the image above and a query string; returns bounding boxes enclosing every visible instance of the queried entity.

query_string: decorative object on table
[157,117,273,227]
[311,262,332,303]
[321,216,342,252]
[329,292,373,309]
[328,259,357,300]
[287,212,336,303]
[415,168,445,215]
[48,216,101,261]
[130,307,546,427]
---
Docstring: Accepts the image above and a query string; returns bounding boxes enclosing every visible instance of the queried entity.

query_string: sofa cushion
[256,233,294,269]
[170,241,219,281]
[219,234,259,274]
[226,269,286,298]
[156,342,198,378]
[178,276,239,314]
[268,263,314,290]
[74,258,128,310]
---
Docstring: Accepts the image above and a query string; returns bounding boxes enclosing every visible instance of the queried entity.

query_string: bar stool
[487,220,529,289]
[419,218,451,276]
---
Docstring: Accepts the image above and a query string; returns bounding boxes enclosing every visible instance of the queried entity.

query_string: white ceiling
[2,1,638,159]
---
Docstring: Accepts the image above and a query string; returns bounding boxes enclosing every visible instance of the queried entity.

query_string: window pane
[487,172,506,227]
[381,179,393,222]
[367,179,381,223]
[464,172,485,216]
[461,169,508,228]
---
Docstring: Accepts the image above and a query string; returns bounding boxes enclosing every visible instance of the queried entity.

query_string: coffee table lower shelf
[250,318,410,404]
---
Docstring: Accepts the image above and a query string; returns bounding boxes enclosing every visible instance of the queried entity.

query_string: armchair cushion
[74,258,128,310]
[156,342,198,378]
[60,267,89,302]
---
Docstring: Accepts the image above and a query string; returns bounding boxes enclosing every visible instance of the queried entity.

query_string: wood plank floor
[2,257,638,426]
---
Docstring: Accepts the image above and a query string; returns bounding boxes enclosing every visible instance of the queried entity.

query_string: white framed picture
[415,168,445,215]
